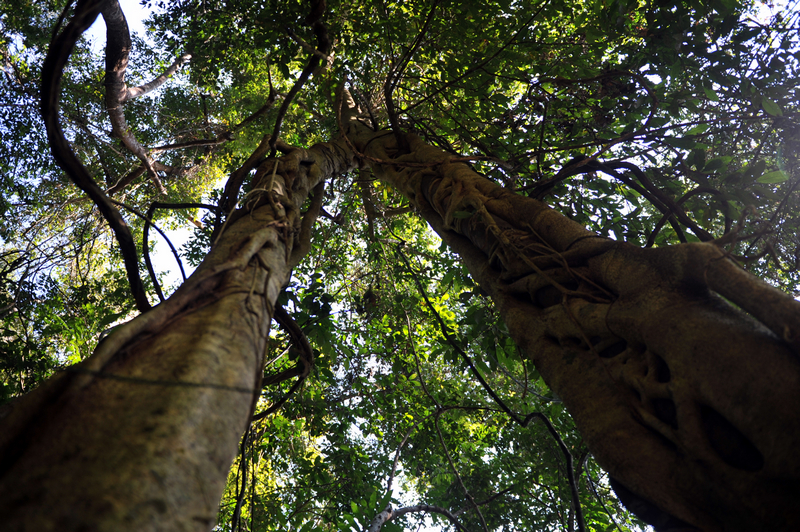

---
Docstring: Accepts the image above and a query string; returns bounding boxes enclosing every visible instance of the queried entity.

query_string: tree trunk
[2,107,798,531]
[0,138,360,531]
[357,129,800,531]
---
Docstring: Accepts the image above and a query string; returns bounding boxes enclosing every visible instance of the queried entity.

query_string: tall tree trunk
[356,129,800,531]
[0,138,361,531]
[2,102,798,531]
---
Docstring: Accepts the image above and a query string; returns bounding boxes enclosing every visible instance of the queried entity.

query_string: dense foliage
[1,0,797,530]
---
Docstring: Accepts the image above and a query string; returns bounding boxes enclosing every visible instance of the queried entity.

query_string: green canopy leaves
[1,0,798,529]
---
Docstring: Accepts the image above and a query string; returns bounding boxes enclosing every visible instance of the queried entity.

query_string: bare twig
[404,310,442,408]
[400,5,548,116]
[584,462,626,532]
[386,412,430,493]
[382,0,440,152]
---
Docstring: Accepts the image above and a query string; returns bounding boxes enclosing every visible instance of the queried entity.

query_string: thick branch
[149,133,231,154]
[40,0,151,312]
[289,181,326,268]
[252,304,314,420]
[105,164,145,195]
[287,27,330,61]
[102,0,186,194]
[354,123,800,531]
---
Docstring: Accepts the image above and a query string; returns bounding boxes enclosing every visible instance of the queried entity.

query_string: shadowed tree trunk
[355,126,800,531]
[0,136,364,530]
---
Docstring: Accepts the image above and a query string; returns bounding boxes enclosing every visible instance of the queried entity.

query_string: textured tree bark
[357,129,800,532]
[3,104,797,531]
[0,138,360,531]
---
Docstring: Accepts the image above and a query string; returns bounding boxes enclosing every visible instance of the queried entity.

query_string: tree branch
[41,0,151,312]
[368,503,474,532]
[287,27,330,61]
[149,133,232,154]
[126,53,191,101]
[105,164,146,196]
[252,305,314,420]
[268,0,331,155]
[584,462,626,532]
[102,0,187,194]
[108,200,211,303]
[289,181,326,268]
[229,61,278,133]
[230,428,250,532]
[141,201,216,298]
[382,0,439,153]
[400,6,546,116]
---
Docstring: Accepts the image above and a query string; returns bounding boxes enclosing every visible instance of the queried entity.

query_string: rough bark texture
[0,137,361,531]
[357,129,800,531]
[3,84,798,530]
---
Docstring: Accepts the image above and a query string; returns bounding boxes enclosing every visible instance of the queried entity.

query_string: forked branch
[102,0,190,194]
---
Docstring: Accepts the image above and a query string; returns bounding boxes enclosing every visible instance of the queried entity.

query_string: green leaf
[98,311,126,328]
[761,97,783,116]
[703,156,731,172]
[743,160,767,183]
[663,137,699,149]
[703,87,719,101]
[647,116,670,128]
[686,123,710,135]
[756,170,789,184]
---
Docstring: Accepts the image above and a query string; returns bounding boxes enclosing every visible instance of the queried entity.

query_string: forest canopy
[0,0,798,530]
